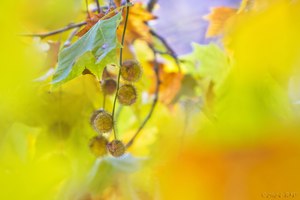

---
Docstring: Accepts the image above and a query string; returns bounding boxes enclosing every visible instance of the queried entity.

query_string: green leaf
[52,12,122,86]
[181,43,231,87]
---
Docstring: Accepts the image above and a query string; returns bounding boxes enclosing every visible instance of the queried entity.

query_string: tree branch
[126,45,160,148]
[95,0,101,13]
[147,0,158,12]
[150,29,181,72]
[20,21,87,39]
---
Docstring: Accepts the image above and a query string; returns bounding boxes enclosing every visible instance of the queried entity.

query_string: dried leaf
[76,13,105,37]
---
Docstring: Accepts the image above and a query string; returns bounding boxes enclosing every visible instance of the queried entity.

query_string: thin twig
[95,0,101,13]
[20,21,87,39]
[20,3,131,39]
[63,27,80,47]
[86,0,91,19]
[111,0,131,140]
[147,0,158,12]
[126,46,160,148]
[150,29,181,72]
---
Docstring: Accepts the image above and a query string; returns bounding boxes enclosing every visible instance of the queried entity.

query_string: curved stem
[150,29,181,73]
[111,0,130,139]
[126,46,160,148]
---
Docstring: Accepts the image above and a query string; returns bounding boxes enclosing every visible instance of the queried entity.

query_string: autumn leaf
[203,7,237,38]
[52,12,122,87]
[118,3,156,45]
[148,62,183,105]
[76,13,105,37]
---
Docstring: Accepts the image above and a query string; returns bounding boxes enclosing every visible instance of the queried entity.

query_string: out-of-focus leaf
[203,7,237,38]
[182,43,230,89]
[148,62,183,105]
[87,153,145,193]
[238,0,256,12]
[52,12,122,86]
[45,41,60,69]
[118,3,156,45]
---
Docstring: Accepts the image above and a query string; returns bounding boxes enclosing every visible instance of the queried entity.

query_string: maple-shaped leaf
[181,43,230,108]
[118,3,156,45]
[203,7,237,38]
[52,12,122,87]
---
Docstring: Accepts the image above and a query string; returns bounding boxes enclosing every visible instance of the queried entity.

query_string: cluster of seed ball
[89,60,142,157]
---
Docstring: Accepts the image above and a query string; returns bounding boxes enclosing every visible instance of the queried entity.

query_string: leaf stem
[126,45,161,148]
[111,0,131,140]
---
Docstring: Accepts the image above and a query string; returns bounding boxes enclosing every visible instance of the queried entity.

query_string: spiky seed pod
[117,84,137,106]
[90,109,101,125]
[107,140,126,157]
[92,110,113,133]
[101,78,117,95]
[120,60,142,82]
[89,135,108,157]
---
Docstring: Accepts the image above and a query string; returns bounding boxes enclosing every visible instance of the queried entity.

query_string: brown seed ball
[90,109,101,125]
[93,110,113,133]
[89,135,108,157]
[107,140,126,157]
[101,78,117,95]
[121,60,142,82]
[117,84,137,106]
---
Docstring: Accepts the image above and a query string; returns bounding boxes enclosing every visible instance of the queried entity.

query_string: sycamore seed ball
[89,135,108,157]
[107,140,126,157]
[90,110,101,125]
[93,110,113,133]
[121,60,142,82]
[101,78,117,95]
[117,84,137,106]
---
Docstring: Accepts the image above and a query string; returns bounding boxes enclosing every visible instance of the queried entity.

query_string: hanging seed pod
[117,84,137,106]
[120,60,142,82]
[101,78,117,95]
[92,110,113,133]
[89,135,108,157]
[107,140,126,157]
[90,109,101,125]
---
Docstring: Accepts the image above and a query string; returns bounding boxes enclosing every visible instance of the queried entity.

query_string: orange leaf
[118,3,157,45]
[203,7,237,38]
[148,62,183,105]
[76,13,105,37]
